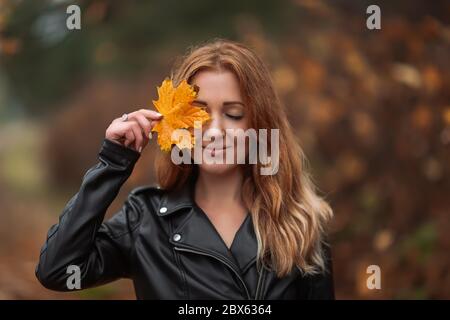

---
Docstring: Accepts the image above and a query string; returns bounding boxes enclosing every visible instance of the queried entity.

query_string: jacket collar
[157,175,196,217]
[157,175,257,274]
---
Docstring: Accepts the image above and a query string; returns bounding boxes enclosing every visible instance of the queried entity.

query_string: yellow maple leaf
[151,79,210,152]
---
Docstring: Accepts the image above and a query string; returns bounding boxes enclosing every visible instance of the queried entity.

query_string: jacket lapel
[156,175,257,274]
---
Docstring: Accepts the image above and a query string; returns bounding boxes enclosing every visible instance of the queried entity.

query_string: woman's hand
[105,109,163,153]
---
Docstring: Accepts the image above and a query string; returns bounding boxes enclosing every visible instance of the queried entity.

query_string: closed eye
[226,114,244,120]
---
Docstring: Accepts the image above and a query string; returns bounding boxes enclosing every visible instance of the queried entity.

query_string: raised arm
[35,138,142,291]
[36,109,163,291]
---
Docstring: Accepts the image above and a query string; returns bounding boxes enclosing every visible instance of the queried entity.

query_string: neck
[194,167,245,208]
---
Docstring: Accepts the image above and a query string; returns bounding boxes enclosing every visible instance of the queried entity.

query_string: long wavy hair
[155,39,333,277]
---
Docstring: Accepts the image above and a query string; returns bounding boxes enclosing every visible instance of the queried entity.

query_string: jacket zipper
[254,267,266,300]
[174,246,251,299]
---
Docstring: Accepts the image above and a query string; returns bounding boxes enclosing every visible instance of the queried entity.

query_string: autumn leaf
[151,79,210,152]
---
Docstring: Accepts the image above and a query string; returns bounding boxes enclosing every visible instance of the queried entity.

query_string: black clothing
[36,138,335,299]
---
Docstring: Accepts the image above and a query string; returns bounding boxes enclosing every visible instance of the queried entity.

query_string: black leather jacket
[36,138,335,299]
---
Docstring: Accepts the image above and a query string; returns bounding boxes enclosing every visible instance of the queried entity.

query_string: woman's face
[190,69,249,175]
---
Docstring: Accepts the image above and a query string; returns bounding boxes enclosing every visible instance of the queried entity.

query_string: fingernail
[138,146,142,153]
[149,132,153,140]
[156,112,163,117]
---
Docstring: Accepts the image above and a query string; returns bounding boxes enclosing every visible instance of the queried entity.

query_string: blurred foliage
[0,0,290,115]
[0,0,449,299]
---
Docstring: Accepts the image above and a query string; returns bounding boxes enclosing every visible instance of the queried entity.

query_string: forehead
[191,69,243,102]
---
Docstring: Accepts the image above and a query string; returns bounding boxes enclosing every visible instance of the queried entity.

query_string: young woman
[36,39,335,299]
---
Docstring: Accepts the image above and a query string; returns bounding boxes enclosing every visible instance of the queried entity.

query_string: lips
[202,145,231,157]
[202,145,231,151]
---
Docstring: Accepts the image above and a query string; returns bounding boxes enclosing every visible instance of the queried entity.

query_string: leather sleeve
[35,138,142,291]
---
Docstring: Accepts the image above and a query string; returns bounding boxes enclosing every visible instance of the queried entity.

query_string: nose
[203,113,225,145]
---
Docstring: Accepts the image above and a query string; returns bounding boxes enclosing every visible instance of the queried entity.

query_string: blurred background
[0,0,449,299]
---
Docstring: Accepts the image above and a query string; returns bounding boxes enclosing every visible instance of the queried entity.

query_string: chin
[197,163,239,176]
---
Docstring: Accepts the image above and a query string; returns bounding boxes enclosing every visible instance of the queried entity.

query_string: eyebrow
[193,100,245,107]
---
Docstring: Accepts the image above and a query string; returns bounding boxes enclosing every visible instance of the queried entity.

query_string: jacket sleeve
[35,138,142,291]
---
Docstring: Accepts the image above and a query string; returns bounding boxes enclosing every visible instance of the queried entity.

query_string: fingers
[128,112,153,140]
[127,109,163,148]
[124,127,135,148]
[109,109,163,152]
[131,109,163,121]
[128,121,143,151]
[117,121,142,151]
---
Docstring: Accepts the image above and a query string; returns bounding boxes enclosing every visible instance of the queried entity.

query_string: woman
[36,39,335,299]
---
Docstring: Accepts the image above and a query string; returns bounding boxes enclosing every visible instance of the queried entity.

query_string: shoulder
[129,184,167,202]
[103,184,168,237]
[127,184,168,216]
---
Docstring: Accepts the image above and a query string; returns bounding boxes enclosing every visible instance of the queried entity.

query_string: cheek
[223,115,249,131]
[223,116,250,143]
